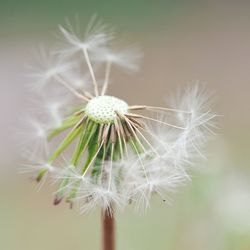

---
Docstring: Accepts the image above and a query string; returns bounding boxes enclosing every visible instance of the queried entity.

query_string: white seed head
[22,18,216,214]
[85,95,128,124]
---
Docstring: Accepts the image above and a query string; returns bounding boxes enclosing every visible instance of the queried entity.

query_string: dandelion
[22,17,216,250]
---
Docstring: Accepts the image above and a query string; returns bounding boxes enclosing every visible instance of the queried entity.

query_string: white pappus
[21,17,216,215]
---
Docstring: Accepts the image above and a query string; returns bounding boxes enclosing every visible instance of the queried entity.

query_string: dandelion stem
[82,47,99,96]
[102,208,115,250]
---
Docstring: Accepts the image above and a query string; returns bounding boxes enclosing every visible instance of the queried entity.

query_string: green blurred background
[0,0,250,249]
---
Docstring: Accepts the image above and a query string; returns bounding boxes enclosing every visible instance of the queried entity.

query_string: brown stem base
[102,208,115,250]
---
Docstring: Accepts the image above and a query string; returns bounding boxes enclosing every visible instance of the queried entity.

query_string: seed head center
[85,95,128,124]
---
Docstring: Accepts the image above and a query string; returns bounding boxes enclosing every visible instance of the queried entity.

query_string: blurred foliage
[0,0,189,36]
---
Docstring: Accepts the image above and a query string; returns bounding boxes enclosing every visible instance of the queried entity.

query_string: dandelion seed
[22,18,216,217]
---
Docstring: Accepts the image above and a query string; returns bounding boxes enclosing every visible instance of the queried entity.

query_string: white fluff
[21,18,216,214]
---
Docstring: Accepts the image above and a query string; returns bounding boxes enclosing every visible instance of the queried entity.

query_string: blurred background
[0,0,250,249]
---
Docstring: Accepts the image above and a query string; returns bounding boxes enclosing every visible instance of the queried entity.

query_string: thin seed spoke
[128,105,146,110]
[116,117,129,157]
[127,117,145,128]
[102,124,111,144]
[126,113,187,130]
[129,119,159,156]
[123,137,129,158]
[130,140,149,183]
[83,91,94,99]
[55,177,77,194]
[73,109,85,116]
[81,141,104,177]
[139,124,170,150]
[101,60,112,95]
[195,113,217,127]
[70,119,93,167]
[100,143,107,182]
[110,124,116,143]
[119,113,147,152]
[108,143,114,191]
[47,116,86,164]
[129,105,191,114]
[82,47,99,96]
[191,141,207,160]
[114,118,124,159]
[54,75,89,101]
[98,124,104,142]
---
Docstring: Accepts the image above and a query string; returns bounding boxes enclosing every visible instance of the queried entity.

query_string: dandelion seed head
[85,95,128,124]
[21,17,216,214]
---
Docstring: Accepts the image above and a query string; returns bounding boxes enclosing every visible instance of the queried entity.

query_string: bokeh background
[1,0,250,249]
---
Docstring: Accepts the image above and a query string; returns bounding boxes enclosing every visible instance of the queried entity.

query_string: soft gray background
[0,1,249,249]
